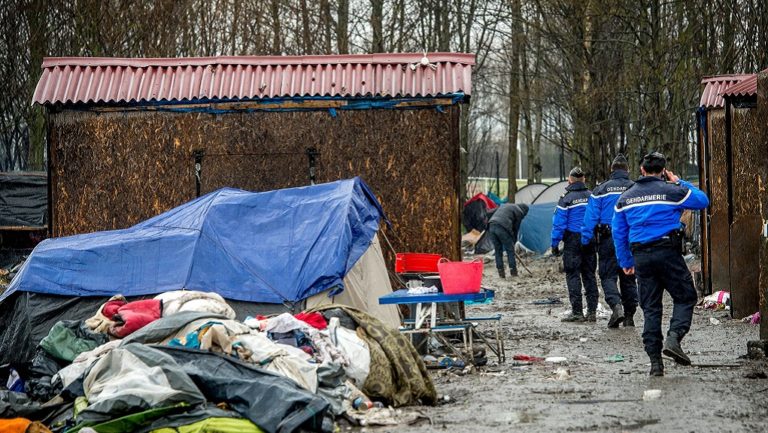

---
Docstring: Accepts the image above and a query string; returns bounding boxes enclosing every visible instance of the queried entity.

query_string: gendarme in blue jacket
[612,176,709,269]
[581,170,634,244]
[551,181,591,248]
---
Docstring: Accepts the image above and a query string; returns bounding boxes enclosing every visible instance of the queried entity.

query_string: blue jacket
[581,170,634,244]
[612,176,709,269]
[551,182,591,247]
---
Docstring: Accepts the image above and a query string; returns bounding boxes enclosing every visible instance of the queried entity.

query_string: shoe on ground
[607,304,625,328]
[662,331,691,366]
[585,311,597,322]
[509,269,518,277]
[623,312,635,327]
[561,312,586,322]
[649,357,664,376]
[497,268,506,279]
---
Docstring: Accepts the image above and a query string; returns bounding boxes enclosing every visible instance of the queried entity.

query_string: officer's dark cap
[569,166,585,178]
[641,151,666,173]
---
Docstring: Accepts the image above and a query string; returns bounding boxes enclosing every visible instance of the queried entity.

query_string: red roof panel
[699,74,751,108]
[32,53,474,106]
[719,69,768,98]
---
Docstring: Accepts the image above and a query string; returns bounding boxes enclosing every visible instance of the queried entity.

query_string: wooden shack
[698,71,767,319]
[32,54,474,261]
[758,71,768,340]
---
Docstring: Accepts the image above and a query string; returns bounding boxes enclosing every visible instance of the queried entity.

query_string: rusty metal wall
[707,110,730,293]
[48,106,461,263]
[729,107,762,318]
[758,72,768,339]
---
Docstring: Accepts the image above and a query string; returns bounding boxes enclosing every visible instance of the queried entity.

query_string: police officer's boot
[585,310,597,322]
[497,267,506,279]
[508,267,518,277]
[607,304,625,328]
[649,356,664,376]
[663,331,691,366]
[623,311,635,327]
[561,311,585,322]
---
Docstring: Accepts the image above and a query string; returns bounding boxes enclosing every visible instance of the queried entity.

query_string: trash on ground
[741,312,761,325]
[710,317,721,325]
[513,354,545,362]
[605,354,624,363]
[699,291,730,310]
[553,367,570,380]
[643,389,662,401]
[545,356,568,363]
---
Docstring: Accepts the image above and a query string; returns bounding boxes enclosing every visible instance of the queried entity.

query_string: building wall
[729,106,762,318]
[707,110,730,293]
[758,72,768,339]
[48,105,462,261]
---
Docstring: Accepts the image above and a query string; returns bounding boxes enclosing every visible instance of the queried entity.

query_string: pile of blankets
[1,291,435,433]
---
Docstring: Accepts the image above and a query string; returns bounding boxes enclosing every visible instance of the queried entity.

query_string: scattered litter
[643,389,662,401]
[579,338,588,343]
[545,356,568,363]
[424,355,466,369]
[553,367,570,380]
[406,285,438,295]
[699,291,730,310]
[605,354,624,363]
[742,312,761,325]
[709,317,721,325]
[351,407,430,427]
[513,354,544,362]
[532,297,562,305]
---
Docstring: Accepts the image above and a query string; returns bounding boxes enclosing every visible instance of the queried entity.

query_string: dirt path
[389,256,768,433]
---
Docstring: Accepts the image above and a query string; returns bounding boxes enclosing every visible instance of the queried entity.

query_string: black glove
[551,246,561,257]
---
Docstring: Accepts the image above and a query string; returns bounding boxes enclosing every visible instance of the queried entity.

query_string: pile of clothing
[1,291,435,433]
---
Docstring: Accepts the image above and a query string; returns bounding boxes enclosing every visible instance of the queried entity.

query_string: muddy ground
[382,255,768,433]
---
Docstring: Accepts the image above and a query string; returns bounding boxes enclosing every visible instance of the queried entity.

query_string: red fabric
[295,312,328,330]
[101,299,127,320]
[110,299,162,338]
[464,193,498,210]
[512,354,544,362]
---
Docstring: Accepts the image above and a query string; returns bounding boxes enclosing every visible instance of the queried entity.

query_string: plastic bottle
[353,396,373,410]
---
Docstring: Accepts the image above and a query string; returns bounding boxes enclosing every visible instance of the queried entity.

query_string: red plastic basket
[437,258,483,294]
[395,253,442,274]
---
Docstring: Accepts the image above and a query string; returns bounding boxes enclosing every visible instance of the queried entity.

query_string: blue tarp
[1,178,383,304]
[518,202,557,254]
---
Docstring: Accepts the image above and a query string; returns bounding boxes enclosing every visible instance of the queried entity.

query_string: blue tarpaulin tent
[518,202,558,254]
[1,177,383,304]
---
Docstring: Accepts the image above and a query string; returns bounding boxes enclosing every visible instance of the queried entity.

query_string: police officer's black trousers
[562,231,598,313]
[633,245,698,357]
[598,232,638,313]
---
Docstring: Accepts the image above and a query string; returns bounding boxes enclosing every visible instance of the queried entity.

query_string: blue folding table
[379,288,503,362]
[379,288,495,329]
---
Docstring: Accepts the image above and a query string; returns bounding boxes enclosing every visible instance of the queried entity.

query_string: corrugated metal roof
[32,53,474,106]
[699,74,751,108]
[719,68,768,98]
